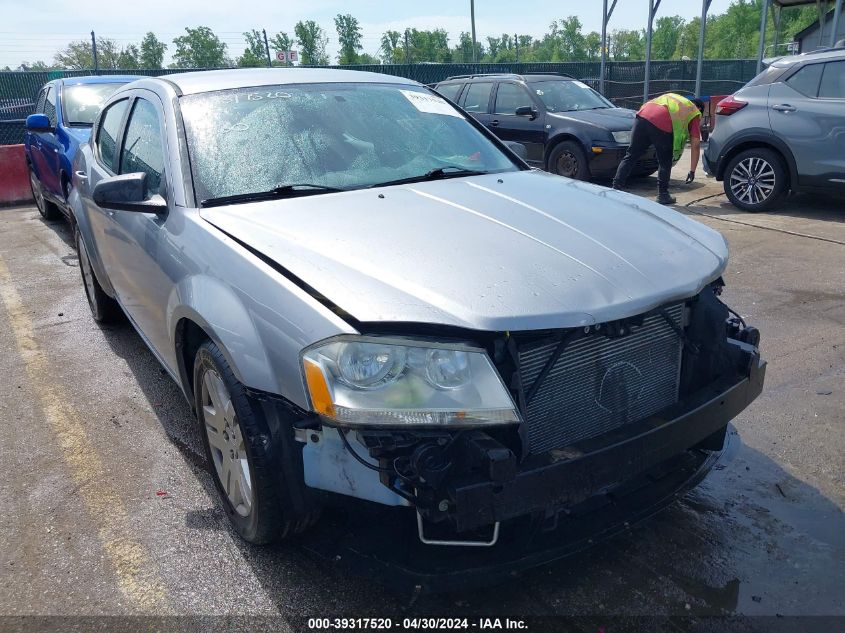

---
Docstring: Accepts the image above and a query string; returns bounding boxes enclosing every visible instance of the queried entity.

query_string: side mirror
[26,113,52,133]
[92,173,166,213]
[503,140,528,161]
[515,105,537,120]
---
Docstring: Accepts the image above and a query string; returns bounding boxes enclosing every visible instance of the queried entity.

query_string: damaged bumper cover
[445,341,765,532]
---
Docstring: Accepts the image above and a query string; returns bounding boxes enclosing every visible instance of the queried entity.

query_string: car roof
[59,75,143,86]
[439,73,573,84]
[151,68,418,96]
[767,48,845,67]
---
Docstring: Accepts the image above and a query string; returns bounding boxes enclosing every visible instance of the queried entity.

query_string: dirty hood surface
[200,170,728,331]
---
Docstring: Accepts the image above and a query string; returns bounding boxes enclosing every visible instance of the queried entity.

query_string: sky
[0,0,739,68]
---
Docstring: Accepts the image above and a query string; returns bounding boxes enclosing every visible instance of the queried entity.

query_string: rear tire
[29,167,60,221]
[723,148,787,212]
[549,141,590,181]
[75,228,122,323]
[194,340,313,544]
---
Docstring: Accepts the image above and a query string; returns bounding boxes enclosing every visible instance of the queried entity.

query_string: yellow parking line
[0,255,167,610]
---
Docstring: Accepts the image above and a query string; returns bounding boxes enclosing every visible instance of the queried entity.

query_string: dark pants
[612,116,674,194]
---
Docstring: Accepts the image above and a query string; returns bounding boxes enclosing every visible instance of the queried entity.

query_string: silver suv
[704,48,845,212]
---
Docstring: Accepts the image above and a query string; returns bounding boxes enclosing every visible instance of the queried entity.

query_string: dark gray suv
[704,48,845,212]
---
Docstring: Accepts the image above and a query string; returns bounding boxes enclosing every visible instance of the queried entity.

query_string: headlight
[612,130,632,144]
[302,336,520,427]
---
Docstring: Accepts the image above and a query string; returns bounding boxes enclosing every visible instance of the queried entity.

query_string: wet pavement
[0,160,842,630]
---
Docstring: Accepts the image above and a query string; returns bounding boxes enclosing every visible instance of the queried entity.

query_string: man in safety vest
[612,93,705,205]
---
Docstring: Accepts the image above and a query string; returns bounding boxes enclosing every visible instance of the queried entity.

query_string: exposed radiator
[519,304,685,454]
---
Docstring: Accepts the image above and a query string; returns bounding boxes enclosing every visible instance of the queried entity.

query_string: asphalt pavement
[0,160,842,631]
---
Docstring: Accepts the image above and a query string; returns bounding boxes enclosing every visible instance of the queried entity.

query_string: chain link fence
[0,60,757,145]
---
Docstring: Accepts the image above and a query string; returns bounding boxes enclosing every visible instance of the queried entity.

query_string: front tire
[75,228,122,323]
[723,148,787,212]
[549,141,590,181]
[29,167,60,221]
[194,340,312,544]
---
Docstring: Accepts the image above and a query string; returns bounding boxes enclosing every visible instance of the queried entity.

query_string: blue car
[24,75,140,221]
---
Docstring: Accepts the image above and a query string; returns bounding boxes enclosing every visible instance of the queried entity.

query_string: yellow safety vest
[646,93,701,162]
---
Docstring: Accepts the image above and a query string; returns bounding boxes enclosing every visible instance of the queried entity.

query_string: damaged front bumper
[446,342,765,532]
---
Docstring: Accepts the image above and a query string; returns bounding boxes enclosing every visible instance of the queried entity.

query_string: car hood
[200,171,728,331]
[548,107,636,131]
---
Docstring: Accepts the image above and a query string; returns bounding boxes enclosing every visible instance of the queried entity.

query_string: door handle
[772,104,796,112]
[75,170,88,181]
[490,119,500,126]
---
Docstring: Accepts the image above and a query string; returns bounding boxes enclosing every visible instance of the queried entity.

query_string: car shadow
[94,319,845,620]
[692,192,845,224]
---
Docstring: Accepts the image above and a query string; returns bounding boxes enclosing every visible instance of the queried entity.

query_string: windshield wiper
[201,183,347,208]
[367,166,488,189]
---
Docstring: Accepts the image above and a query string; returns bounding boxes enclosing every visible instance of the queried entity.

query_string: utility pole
[470,0,478,63]
[91,30,99,74]
[756,0,770,73]
[515,33,519,62]
[263,29,272,67]
[404,29,410,64]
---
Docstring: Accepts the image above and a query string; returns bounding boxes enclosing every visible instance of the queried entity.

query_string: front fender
[68,177,118,298]
[169,275,277,399]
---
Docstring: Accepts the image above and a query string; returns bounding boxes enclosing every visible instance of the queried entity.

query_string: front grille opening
[517,303,685,454]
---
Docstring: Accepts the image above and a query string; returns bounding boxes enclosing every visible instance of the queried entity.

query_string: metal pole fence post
[816,0,827,47]
[91,30,99,73]
[831,0,843,47]
[644,0,660,103]
[695,0,711,97]
[263,29,271,67]
[470,0,478,63]
[757,0,770,74]
[601,0,608,95]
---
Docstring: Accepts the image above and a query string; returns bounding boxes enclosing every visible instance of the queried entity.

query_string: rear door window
[494,82,534,115]
[436,83,463,102]
[461,82,493,113]
[785,63,824,97]
[818,61,845,99]
[97,99,130,171]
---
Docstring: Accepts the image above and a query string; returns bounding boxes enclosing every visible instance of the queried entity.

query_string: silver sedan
[70,69,764,560]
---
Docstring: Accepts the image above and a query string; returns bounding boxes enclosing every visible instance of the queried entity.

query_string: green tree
[610,29,645,60]
[380,30,403,63]
[139,32,167,69]
[584,31,602,60]
[18,60,55,71]
[237,29,267,67]
[652,16,685,60]
[117,44,140,69]
[357,53,380,65]
[557,16,587,60]
[54,37,122,69]
[295,20,329,66]
[334,14,363,64]
[172,26,229,68]
[269,31,295,66]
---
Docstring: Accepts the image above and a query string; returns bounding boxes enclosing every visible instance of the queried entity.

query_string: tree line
[5,0,821,71]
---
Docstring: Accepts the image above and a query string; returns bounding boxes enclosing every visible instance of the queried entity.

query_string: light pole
[470,0,478,63]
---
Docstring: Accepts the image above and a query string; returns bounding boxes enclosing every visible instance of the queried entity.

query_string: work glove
[685,171,695,184]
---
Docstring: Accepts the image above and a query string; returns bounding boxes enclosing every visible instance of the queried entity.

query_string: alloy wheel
[729,157,776,206]
[201,369,253,517]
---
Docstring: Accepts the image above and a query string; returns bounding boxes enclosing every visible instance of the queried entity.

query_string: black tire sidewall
[723,148,786,212]
[193,342,276,543]
[29,167,60,220]
[75,228,120,323]
[549,141,590,180]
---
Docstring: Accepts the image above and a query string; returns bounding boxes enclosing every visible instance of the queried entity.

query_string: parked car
[434,73,658,180]
[24,75,140,221]
[70,69,764,570]
[704,48,845,212]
